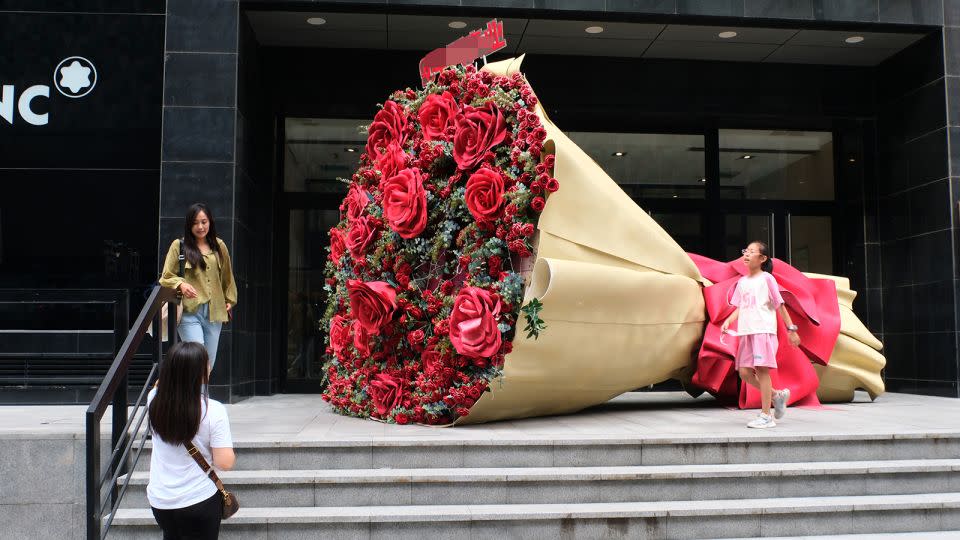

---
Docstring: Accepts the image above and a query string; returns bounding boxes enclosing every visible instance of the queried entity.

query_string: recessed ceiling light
[742,154,753,160]
[700,178,707,183]
[345,147,357,153]
[848,157,856,162]
[448,21,467,29]
[306,17,326,26]
[612,151,625,157]
[672,194,679,198]
[585,26,604,34]
[845,36,865,44]
[718,31,738,39]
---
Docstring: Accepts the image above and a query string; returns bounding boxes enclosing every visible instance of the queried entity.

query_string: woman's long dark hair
[149,341,209,446]
[182,203,222,271]
[752,240,774,273]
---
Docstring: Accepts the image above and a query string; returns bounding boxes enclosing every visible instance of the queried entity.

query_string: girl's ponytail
[762,258,774,273]
[752,240,774,273]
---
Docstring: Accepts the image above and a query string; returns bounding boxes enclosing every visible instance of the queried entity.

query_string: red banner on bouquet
[419,20,507,85]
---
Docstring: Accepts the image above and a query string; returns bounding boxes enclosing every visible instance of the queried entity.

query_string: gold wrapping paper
[456,57,885,424]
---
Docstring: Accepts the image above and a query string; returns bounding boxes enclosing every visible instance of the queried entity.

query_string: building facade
[2,0,959,402]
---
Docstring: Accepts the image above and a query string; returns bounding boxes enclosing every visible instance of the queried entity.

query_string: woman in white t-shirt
[147,341,235,539]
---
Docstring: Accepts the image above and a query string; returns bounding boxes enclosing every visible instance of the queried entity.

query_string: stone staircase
[109,432,960,539]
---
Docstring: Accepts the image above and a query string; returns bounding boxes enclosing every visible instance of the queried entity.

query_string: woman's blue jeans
[177,303,223,370]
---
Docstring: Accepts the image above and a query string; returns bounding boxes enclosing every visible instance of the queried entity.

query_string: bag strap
[185,441,229,495]
[177,239,185,278]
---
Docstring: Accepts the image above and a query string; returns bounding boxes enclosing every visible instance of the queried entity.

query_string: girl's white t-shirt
[146,388,233,510]
[729,272,784,335]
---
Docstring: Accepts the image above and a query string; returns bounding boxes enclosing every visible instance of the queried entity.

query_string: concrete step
[108,492,960,539]
[731,533,960,539]
[133,431,960,471]
[120,459,960,509]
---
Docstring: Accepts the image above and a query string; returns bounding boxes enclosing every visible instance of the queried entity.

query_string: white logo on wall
[0,56,97,126]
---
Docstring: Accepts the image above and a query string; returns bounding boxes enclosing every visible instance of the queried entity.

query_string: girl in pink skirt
[721,241,801,429]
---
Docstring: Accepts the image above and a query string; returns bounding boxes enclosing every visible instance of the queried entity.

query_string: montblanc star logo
[53,56,97,98]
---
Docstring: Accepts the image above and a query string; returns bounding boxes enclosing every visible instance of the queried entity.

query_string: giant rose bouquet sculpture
[323,56,886,425]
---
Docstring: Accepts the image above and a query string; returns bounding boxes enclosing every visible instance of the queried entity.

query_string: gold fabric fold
[460,258,705,424]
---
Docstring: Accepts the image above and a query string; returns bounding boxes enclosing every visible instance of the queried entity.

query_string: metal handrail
[86,285,179,540]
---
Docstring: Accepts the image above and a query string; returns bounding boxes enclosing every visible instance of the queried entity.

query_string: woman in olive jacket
[159,203,237,370]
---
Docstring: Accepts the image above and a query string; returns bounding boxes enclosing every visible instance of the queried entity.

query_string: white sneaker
[747,413,776,429]
[773,388,790,419]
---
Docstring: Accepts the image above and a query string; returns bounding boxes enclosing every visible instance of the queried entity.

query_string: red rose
[375,142,407,180]
[453,102,507,170]
[345,216,378,258]
[422,347,447,378]
[352,320,371,356]
[407,329,425,346]
[545,177,560,192]
[329,228,347,263]
[366,101,408,159]
[418,91,458,141]
[394,413,409,425]
[329,315,350,356]
[465,167,505,222]
[344,185,370,222]
[531,196,546,212]
[381,168,428,239]
[368,373,405,416]
[449,287,502,358]
[347,279,398,333]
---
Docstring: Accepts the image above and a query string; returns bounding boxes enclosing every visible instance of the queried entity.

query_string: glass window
[790,215,833,274]
[284,118,364,193]
[719,129,834,200]
[650,212,705,254]
[725,214,772,261]
[567,132,706,199]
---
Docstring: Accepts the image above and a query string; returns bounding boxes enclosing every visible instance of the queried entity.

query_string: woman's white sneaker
[747,413,776,429]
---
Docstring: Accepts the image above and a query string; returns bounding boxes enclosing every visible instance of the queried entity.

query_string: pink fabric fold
[687,255,841,409]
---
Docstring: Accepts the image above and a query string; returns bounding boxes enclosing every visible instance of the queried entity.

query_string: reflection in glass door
[285,208,340,391]
[725,214,772,261]
[788,215,833,274]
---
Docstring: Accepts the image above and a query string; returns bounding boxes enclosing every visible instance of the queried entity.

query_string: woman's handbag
[185,441,240,519]
[148,239,185,341]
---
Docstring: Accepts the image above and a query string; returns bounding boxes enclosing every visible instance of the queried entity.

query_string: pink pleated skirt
[735,333,779,369]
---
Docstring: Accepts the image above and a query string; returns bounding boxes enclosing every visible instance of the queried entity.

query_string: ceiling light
[585,26,604,34]
[448,21,467,29]
[306,17,326,26]
[741,154,753,160]
[845,36,865,44]
[345,147,357,153]
[612,151,625,157]
[718,31,738,39]
[848,157,856,162]
[700,178,707,183]
[672,194,678,198]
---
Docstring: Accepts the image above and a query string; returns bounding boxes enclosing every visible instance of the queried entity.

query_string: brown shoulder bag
[185,441,240,519]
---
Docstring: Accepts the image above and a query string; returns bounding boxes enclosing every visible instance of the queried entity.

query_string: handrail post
[109,292,130,511]
[86,410,101,540]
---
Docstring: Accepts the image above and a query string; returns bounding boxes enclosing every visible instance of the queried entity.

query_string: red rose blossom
[352,320,371,356]
[453,102,507,170]
[531,196,546,212]
[329,228,346,263]
[366,101,408,159]
[345,216,378,259]
[347,279,398,334]
[381,168,428,239]
[344,185,370,222]
[449,286,502,358]
[418,91,458,141]
[368,373,405,416]
[329,315,350,356]
[464,167,505,222]
[375,142,407,180]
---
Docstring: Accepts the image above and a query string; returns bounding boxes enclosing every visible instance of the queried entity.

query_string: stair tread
[122,458,960,485]
[730,533,960,539]
[110,492,960,525]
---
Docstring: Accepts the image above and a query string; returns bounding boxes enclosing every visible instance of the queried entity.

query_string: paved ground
[2,391,958,441]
